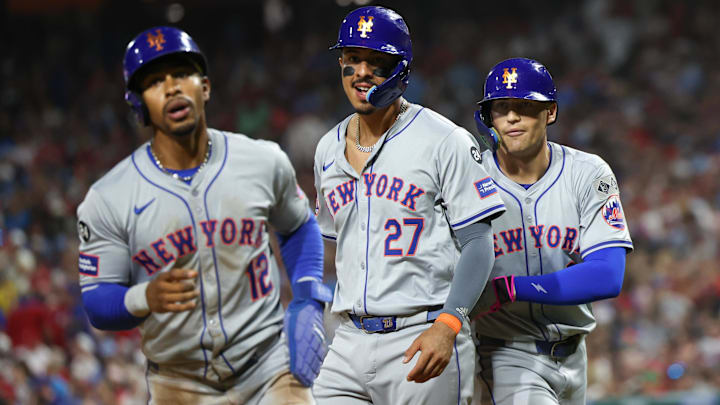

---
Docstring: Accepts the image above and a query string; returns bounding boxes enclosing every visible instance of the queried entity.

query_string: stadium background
[1,0,719,403]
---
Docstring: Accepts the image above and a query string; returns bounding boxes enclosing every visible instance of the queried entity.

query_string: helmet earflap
[366,59,410,108]
[124,91,150,126]
[474,110,500,151]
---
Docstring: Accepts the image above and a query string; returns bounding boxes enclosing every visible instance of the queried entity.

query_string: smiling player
[312,6,506,405]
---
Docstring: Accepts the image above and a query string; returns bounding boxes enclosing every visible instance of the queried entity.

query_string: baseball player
[312,6,506,405]
[76,26,331,404]
[470,58,633,404]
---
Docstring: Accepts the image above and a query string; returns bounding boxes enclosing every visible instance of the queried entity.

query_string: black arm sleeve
[441,219,494,325]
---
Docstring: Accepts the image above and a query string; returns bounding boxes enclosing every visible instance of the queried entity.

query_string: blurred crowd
[1,0,719,404]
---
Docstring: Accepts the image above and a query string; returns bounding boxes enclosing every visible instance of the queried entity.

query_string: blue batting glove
[284,297,327,387]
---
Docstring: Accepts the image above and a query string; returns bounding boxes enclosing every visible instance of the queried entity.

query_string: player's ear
[201,76,211,102]
[546,102,558,125]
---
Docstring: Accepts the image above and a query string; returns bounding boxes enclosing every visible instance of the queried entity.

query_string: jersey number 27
[384,218,424,256]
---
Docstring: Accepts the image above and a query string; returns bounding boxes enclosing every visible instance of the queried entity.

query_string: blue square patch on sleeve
[474,177,498,199]
[79,253,99,276]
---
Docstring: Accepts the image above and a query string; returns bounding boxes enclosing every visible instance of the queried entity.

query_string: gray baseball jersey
[313,102,506,316]
[77,128,309,383]
[472,142,633,341]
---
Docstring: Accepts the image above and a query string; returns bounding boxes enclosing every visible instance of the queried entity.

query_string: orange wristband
[435,313,462,334]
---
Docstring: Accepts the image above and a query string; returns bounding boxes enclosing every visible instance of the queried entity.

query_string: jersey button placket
[202,266,215,291]
[525,208,538,256]
[208,318,221,338]
[357,182,369,303]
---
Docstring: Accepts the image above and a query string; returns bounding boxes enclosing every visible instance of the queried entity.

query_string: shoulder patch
[474,177,497,199]
[470,146,482,164]
[78,221,91,242]
[79,253,99,276]
[593,174,619,197]
[602,195,625,230]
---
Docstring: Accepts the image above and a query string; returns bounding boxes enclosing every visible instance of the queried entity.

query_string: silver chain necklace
[354,100,408,153]
[150,138,212,182]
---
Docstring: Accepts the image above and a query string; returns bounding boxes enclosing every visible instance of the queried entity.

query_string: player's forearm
[514,247,626,305]
[277,213,325,287]
[81,282,148,331]
[440,220,494,330]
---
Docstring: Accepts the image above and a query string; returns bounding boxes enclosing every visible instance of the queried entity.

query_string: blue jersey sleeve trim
[276,213,324,285]
[514,247,626,305]
[450,204,505,229]
[81,283,147,331]
[581,240,633,258]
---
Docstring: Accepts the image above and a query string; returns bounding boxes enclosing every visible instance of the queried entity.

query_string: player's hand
[403,322,457,383]
[146,268,199,313]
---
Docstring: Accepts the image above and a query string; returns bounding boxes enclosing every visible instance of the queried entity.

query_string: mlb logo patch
[602,195,625,230]
[474,177,497,199]
[79,253,99,277]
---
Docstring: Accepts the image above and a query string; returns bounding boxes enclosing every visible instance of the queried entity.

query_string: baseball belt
[476,334,583,359]
[348,305,444,333]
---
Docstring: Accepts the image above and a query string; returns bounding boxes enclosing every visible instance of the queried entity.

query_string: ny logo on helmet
[502,67,518,89]
[358,16,374,38]
[146,29,166,52]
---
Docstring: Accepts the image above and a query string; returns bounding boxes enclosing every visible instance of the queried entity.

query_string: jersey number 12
[246,252,273,301]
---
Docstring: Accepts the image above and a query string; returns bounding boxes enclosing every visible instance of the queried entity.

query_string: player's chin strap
[366,59,410,108]
[284,279,333,387]
[474,110,500,152]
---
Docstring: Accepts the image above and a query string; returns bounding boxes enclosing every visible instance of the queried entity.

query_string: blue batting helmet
[475,57,557,150]
[330,6,412,108]
[123,26,208,125]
